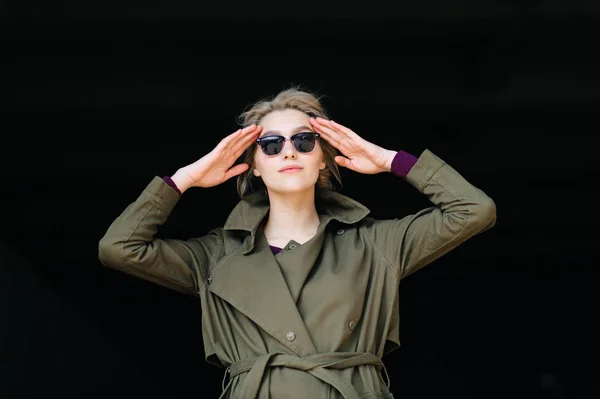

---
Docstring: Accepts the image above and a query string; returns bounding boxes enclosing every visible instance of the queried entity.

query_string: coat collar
[210,190,370,356]
[222,189,371,254]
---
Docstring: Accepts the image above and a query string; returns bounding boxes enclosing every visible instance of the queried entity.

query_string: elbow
[474,198,497,232]
[98,235,124,269]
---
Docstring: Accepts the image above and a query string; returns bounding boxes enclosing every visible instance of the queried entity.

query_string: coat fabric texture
[98,149,497,398]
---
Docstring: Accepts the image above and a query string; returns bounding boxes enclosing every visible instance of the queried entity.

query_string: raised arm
[369,149,496,279]
[309,117,496,279]
[98,177,221,295]
[98,124,263,295]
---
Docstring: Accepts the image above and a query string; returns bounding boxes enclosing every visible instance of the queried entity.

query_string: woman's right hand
[171,124,262,193]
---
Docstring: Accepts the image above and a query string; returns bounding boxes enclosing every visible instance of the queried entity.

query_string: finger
[310,118,342,148]
[218,128,243,149]
[313,117,339,131]
[224,163,249,181]
[231,125,262,155]
[315,117,359,141]
[220,124,259,149]
[231,132,260,160]
[313,125,340,149]
[330,120,360,139]
[220,125,261,158]
[312,117,346,141]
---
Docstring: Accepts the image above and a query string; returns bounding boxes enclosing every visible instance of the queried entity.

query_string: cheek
[305,155,326,175]
[254,155,276,176]
[315,149,326,169]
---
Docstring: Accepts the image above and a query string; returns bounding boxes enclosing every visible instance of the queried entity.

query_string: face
[253,109,326,195]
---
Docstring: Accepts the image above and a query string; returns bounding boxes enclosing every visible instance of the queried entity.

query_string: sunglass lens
[261,136,284,156]
[293,133,316,152]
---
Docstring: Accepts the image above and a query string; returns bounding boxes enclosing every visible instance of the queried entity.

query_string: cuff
[404,149,447,192]
[163,176,182,196]
[390,150,419,178]
[140,176,182,212]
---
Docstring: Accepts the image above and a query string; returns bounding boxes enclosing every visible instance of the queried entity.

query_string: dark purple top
[164,150,419,254]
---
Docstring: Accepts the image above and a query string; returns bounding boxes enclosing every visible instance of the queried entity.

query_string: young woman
[99,88,496,398]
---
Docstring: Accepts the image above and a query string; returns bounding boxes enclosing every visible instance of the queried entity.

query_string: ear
[253,168,261,177]
[319,160,326,170]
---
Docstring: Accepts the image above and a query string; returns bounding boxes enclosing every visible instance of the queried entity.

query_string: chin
[267,181,317,195]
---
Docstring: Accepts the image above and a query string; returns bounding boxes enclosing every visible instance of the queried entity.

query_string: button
[336,229,345,235]
[288,243,297,250]
[207,275,212,285]
[348,320,356,331]
[286,332,296,341]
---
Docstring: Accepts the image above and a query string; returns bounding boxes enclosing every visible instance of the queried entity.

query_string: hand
[309,117,396,174]
[171,124,263,192]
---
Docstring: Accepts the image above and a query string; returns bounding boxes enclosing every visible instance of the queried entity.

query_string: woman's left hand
[309,117,397,174]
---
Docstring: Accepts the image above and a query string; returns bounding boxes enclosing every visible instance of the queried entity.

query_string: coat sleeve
[98,176,221,296]
[368,149,497,279]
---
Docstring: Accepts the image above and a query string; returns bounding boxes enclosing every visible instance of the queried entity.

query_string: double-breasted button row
[286,331,296,341]
[336,229,345,235]
[348,320,356,331]
[207,275,212,284]
[288,243,297,250]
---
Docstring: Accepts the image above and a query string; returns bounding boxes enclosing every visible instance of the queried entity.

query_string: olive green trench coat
[98,149,496,398]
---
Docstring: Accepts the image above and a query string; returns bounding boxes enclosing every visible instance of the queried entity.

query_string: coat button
[336,229,345,235]
[207,275,212,285]
[348,320,356,331]
[288,243,297,250]
[286,332,296,341]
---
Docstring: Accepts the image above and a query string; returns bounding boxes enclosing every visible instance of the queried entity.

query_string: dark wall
[2,1,599,398]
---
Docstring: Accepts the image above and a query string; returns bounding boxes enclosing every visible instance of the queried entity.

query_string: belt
[218,352,390,399]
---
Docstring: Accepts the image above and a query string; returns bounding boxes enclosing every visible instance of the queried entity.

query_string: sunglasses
[255,132,320,156]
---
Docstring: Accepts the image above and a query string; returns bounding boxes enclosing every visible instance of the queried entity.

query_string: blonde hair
[235,86,343,198]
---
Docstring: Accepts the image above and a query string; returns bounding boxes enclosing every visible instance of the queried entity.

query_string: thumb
[224,163,249,181]
[335,156,352,170]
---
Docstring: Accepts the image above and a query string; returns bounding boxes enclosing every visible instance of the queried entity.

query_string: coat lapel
[207,188,371,356]
[208,225,318,356]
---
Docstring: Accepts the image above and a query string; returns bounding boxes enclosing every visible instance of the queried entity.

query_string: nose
[280,138,297,159]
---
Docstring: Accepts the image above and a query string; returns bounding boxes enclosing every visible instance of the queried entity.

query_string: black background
[2,1,600,398]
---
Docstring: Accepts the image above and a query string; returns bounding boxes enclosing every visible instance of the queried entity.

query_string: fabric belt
[218,352,390,399]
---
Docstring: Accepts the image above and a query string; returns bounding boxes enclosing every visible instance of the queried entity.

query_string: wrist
[384,150,398,172]
[170,169,193,194]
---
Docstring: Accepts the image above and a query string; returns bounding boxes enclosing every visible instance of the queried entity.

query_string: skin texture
[253,109,327,196]
[253,109,398,246]
[253,110,327,245]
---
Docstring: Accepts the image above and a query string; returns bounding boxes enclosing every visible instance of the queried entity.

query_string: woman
[98,88,497,398]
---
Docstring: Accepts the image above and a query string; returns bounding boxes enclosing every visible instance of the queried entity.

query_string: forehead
[260,109,310,131]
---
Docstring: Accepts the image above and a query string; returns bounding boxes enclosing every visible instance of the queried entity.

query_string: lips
[279,165,303,172]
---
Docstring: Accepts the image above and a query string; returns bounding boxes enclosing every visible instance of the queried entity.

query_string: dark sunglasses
[256,132,320,156]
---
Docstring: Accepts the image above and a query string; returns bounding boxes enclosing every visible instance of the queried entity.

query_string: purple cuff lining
[390,150,418,178]
[163,176,182,196]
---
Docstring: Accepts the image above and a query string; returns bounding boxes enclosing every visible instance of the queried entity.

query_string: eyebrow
[260,125,313,137]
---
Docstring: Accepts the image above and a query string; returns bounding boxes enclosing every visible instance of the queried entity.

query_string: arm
[98,176,221,296]
[98,125,262,295]
[370,149,497,279]
[308,117,495,279]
